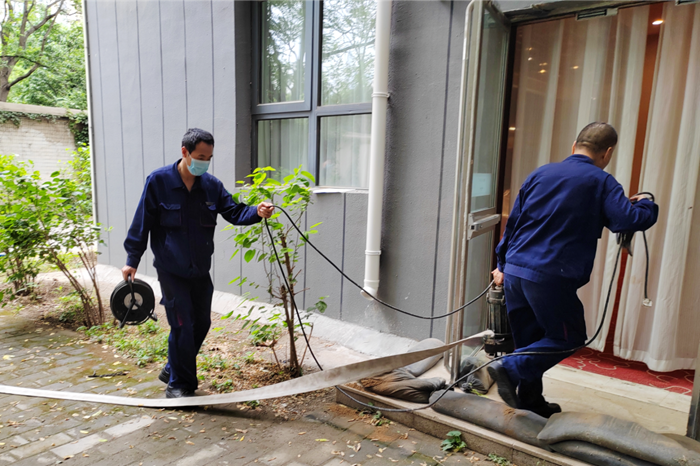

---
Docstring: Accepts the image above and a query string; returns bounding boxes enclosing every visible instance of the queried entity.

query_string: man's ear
[181,146,188,158]
[571,141,577,155]
[604,146,615,163]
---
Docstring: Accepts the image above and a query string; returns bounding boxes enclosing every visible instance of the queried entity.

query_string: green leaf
[244,250,255,263]
[301,171,315,183]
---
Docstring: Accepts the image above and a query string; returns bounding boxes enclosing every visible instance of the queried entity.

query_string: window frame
[252,0,373,187]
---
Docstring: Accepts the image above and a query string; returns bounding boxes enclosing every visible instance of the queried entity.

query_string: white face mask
[186,155,210,176]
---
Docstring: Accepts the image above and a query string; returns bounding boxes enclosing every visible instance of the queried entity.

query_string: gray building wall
[85,0,469,341]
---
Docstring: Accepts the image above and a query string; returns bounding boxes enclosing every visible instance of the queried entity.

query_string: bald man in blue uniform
[122,128,274,398]
[489,122,658,418]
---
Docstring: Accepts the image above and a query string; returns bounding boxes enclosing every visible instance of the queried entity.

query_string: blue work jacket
[496,154,658,288]
[124,160,261,278]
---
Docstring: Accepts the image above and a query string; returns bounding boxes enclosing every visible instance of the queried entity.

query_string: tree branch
[7,61,39,87]
[25,0,63,39]
[0,54,47,67]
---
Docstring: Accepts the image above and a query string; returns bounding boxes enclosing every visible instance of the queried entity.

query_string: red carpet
[560,348,695,395]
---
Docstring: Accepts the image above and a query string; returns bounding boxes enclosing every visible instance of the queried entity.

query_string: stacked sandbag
[429,390,549,448]
[537,412,700,466]
[360,368,446,403]
[359,338,447,404]
[458,352,494,394]
[402,338,445,376]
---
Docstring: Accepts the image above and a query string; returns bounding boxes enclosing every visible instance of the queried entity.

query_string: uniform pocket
[200,204,217,227]
[159,203,182,227]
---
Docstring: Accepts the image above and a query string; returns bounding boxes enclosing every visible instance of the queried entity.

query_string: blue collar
[566,154,595,165]
[167,160,202,191]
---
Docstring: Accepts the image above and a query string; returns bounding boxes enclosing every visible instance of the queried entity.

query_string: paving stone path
[0,310,495,466]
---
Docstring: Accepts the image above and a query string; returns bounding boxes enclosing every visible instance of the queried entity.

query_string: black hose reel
[484,285,514,356]
[109,276,157,328]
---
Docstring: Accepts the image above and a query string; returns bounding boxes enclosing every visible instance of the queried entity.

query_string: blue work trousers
[501,274,587,406]
[157,268,214,391]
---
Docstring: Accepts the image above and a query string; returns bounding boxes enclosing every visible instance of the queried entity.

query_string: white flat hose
[0,330,491,408]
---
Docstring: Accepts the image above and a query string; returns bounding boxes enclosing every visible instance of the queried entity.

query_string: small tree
[0,154,43,297]
[0,151,104,326]
[225,166,326,377]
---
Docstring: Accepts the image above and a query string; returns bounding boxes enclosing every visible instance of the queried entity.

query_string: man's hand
[491,268,504,286]
[257,202,274,219]
[630,194,652,203]
[122,265,137,282]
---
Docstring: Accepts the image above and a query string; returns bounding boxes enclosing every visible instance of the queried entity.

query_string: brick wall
[0,102,83,180]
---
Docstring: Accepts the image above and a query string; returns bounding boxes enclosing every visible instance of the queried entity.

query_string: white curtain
[509,6,649,351]
[615,3,700,372]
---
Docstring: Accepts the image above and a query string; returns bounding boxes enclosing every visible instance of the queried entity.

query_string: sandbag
[402,338,445,376]
[538,412,700,466]
[360,368,446,403]
[550,441,658,466]
[458,352,494,395]
[430,389,548,449]
[663,434,700,455]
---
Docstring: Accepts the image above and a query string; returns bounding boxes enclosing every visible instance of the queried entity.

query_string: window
[253,0,376,188]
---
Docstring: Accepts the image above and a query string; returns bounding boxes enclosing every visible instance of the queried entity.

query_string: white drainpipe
[362,0,392,300]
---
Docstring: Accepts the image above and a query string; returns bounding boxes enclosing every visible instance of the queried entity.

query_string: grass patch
[78,320,168,367]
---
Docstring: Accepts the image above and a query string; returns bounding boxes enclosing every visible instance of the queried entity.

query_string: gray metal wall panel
[136,0,167,279]
[159,1,188,164]
[302,195,344,320]
[115,0,148,277]
[85,0,110,264]
[95,0,128,268]
[212,0,240,294]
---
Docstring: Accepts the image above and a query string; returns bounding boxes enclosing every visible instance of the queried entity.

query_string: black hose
[272,206,491,320]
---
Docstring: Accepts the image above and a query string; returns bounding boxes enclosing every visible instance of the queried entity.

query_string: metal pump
[483,285,514,356]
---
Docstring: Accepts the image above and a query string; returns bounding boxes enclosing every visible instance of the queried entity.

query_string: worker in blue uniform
[488,122,658,418]
[122,128,274,398]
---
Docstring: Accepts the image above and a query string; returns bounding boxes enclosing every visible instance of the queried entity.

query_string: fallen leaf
[316,439,329,442]
[2,356,12,360]
[235,429,248,434]
[186,441,194,445]
[298,432,306,435]
[80,430,89,434]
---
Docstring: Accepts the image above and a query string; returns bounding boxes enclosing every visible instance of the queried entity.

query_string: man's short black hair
[182,128,215,153]
[575,122,618,155]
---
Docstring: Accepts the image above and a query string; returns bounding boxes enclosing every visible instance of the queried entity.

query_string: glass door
[445,0,510,382]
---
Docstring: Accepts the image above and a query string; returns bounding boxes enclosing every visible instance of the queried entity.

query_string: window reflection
[261,1,306,104]
[258,119,309,180]
[320,115,371,187]
[322,0,376,105]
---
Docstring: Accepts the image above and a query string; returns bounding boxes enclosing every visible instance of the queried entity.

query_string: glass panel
[257,119,309,180]
[461,231,493,344]
[471,7,508,212]
[319,114,371,188]
[321,0,376,105]
[260,1,307,104]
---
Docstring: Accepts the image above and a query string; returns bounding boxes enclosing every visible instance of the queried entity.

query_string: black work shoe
[525,402,562,419]
[158,366,170,384]
[487,361,520,409]
[165,386,195,398]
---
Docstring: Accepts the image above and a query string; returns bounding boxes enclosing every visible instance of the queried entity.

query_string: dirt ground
[3,274,337,420]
